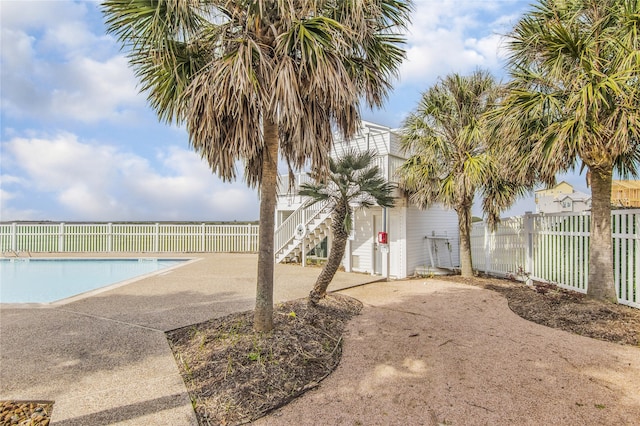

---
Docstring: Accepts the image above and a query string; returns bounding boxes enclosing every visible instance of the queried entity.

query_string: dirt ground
[3,275,638,425]
[440,275,640,346]
[168,276,640,425]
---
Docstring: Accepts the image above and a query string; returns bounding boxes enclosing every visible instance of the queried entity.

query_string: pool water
[0,258,190,304]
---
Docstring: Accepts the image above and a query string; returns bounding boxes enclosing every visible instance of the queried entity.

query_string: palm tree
[397,70,527,278]
[102,0,411,331]
[299,149,394,305]
[496,0,640,302]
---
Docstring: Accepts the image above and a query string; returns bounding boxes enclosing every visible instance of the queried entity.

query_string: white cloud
[1,133,259,221]
[50,55,142,123]
[398,1,523,86]
[0,1,143,124]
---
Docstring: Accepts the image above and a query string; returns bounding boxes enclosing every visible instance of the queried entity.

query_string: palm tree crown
[103,0,411,185]
[301,150,395,234]
[398,70,525,277]
[102,0,411,331]
[496,0,640,301]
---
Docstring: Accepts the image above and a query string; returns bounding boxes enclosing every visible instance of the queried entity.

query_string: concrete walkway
[0,253,378,425]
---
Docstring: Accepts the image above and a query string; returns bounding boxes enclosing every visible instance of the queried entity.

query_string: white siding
[348,203,458,277]
[389,132,404,157]
[389,205,407,278]
[405,203,459,275]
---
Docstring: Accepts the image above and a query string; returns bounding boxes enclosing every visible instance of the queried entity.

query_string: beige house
[611,180,640,207]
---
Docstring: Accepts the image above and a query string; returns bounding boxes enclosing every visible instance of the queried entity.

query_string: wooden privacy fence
[0,222,259,254]
[470,209,639,309]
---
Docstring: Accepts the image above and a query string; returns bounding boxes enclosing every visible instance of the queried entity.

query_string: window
[561,199,572,209]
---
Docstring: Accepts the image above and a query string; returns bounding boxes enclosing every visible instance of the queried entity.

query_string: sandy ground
[255,279,640,425]
[2,253,638,425]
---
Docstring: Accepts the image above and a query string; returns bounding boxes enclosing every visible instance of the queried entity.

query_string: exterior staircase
[274,200,332,264]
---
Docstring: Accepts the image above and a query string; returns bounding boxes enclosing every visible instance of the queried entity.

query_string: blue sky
[0,0,590,222]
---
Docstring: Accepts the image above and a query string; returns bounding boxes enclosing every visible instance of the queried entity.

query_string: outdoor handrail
[274,199,330,255]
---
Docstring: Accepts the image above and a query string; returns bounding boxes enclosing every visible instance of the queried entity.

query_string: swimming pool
[0,258,192,304]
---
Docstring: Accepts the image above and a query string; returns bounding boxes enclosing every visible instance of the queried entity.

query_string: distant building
[611,180,640,208]
[535,181,591,214]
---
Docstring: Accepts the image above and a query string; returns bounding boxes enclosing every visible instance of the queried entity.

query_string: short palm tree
[496,0,640,302]
[397,70,528,277]
[102,0,411,331]
[299,149,394,305]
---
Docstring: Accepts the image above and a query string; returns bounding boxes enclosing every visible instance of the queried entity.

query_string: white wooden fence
[0,222,259,254]
[471,209,639,309]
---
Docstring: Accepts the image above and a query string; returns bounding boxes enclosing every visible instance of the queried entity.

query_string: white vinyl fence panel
[471,210,639,309]
[0,222,259,254]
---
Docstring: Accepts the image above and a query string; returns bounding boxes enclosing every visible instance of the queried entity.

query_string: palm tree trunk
[254,118,279,332]
[587,166,617,303]
[458,205,473,277]
[309,205,349,305]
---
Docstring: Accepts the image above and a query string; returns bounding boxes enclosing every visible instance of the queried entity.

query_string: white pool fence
[0,222,259,254]
[471,209,639,309]
[2,210,638,308]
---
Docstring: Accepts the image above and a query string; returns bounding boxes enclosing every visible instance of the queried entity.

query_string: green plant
[247,338,264,364]
[179,354,193,380]
[247,351,261,362]
[199,334,207,350]
[224,354,234,379]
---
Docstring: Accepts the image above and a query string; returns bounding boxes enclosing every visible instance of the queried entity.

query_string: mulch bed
[438,275,640,347]
[165,294,362,425]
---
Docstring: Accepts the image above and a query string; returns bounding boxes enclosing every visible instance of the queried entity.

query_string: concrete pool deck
[0,253,380,425]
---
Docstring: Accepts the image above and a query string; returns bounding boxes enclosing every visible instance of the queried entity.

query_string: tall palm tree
[496,0,640,302]
[102,0,411,331]
[397,70,527,277]
[299,149,394,305]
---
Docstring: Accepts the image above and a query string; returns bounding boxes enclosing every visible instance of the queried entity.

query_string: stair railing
[274,199,330,256]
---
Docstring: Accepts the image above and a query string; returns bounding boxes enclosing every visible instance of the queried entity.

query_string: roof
[612,180,640,190]
[556,191,590,202]
[534,181,574,194]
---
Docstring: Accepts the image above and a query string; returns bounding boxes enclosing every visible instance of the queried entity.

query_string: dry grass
[166,294,362,425]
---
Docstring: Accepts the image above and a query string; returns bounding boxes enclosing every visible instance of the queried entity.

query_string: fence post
[246,224,251,252]
[107,223,113,252]
[155,223,160,252]
[11,222,17,251]
[58,223,65,252]
[201,223,206,252]
[524,213,534,277]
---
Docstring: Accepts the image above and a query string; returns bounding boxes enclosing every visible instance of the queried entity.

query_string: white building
[535,181,592,214]
[274,121,460,279]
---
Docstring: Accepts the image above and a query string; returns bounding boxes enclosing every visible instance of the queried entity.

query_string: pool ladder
[2,249,31,258]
